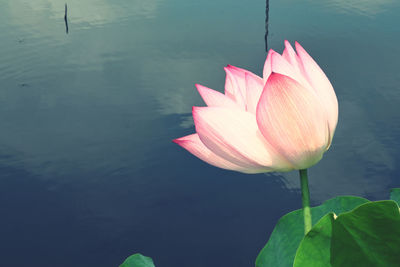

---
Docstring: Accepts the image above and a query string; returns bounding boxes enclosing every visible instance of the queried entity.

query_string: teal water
[0,0,399,266]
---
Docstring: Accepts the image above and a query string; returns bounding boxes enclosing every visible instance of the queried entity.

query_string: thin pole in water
[64,3,69,34]
[265,0,269,52]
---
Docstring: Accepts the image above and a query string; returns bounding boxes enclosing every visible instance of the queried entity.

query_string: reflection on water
[316,0,397,16]
[7,0,162,27]
[0,0,399,266]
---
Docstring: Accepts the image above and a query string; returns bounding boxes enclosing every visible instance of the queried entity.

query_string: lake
[0,0,399,266]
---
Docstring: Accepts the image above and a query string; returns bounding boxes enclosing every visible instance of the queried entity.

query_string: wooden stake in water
[64,3,69,34]
[265,0,269,52]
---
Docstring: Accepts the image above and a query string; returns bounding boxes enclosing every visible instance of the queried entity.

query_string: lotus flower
[173,41,338,173]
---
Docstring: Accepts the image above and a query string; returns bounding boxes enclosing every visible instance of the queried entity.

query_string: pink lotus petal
[226,65,264,113]
[226,64,254,88]
[224,67,246,109]
[193,106,293,172]
[263,49,274,83]
[245,72,264,114]
[226,64,261,86]
[196,84,241,109]
[282,40,302,74]
[256,73,329,169]
[271,52,312,90]
[295,41,338,141]
[173,133,249,172]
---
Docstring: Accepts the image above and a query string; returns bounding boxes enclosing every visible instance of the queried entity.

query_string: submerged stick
[265,0,269,52]
[64,3,69,34]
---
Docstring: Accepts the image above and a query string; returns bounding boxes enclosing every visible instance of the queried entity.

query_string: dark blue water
[1,0,400,266]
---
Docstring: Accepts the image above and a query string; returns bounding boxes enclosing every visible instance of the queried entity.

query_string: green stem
[299,169,312,235]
